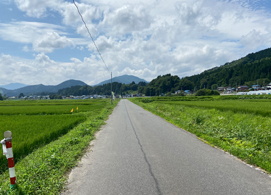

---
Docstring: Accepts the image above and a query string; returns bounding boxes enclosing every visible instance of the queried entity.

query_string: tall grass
[0,115,86,174]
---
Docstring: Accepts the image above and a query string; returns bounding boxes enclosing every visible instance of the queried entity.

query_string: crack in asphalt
[124,101,162,195]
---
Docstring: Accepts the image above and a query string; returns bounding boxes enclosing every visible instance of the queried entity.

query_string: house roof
[238,85,248,88]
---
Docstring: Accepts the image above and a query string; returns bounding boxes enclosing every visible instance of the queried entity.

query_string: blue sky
[0,0,271,85]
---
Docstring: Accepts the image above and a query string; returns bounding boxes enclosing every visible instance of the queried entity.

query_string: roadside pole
[1,131,16,189]
[111,72,113,105]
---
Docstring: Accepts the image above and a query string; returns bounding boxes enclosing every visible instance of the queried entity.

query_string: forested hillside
[185,48,271,90]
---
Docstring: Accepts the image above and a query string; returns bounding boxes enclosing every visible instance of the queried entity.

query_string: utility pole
[111,72,113,105]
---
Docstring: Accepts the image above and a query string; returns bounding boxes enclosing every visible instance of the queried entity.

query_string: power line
[73,0,113,104]
[73,0,110,73]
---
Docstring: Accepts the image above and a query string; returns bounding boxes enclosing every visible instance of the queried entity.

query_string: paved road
[63,99,271,195]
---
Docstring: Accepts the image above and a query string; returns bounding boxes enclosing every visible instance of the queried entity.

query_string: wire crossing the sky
[73,0,110,73]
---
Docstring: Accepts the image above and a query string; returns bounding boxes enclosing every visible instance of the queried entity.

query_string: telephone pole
[111,72,113,105]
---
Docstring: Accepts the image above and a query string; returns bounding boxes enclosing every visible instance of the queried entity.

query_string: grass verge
[130,98,271,174]
[0,99,119,195]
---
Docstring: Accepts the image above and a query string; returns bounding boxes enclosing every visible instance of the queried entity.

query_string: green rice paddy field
[0,98,118,194]
[130,96,271,174]
[0,99,106,174]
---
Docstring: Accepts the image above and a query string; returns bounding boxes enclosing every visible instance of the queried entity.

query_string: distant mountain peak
[0,83,28,90]
[96,75,148,86]
[3,80,87,97]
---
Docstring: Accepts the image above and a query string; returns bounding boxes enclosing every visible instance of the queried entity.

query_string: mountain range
[0,75,147,97]
[96,75,148,86]
[0,83,28,90]
[0,80,87,97]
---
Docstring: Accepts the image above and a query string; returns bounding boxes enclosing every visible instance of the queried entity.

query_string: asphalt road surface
[62,99,271,195]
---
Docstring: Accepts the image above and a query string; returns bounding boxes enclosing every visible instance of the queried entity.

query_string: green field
[131,96,271,174]
[0,98,118,194]
[164,100,271,117]
[0,100,105,115]
[0,99,106,174]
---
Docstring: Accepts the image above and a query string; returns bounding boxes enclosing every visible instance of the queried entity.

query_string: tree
[18,93,24,98]
[49,94,62,99]
[195,89,220,96]
[211,84,218,90]
[0,93,3,101]
[178,78,194,91]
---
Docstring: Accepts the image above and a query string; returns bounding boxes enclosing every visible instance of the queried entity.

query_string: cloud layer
[0,0,271,85]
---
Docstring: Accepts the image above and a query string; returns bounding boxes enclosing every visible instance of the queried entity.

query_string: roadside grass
[163,100,271,117]
[130,98,271,174]
[0,114,86,174]
[0,99,119,195]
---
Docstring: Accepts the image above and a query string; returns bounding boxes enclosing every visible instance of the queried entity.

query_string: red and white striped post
[1,131,16,189]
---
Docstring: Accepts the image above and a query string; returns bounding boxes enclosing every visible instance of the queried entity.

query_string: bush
[140,98,154,103]
[195,89,206,96]
[195,89,220,96]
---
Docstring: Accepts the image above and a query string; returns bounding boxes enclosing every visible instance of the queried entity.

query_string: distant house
[226,87,232,91]
[267,83,271,90]
[217,87,225,91]
[237,85,249,92]
[184,90,192,95]
[175,90,181,94]
[225,87,234,94]
[252,85,260,90]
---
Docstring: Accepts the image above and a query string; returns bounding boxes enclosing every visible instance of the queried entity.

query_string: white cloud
[14,0,63,18]
[76,24,98,38]
[23,45,30,52]
[33,31,74,53]
[59,2,102,28]
[1,0,271,86]
[0,22,75,53]
[0,53,114,85]
[102,4,153,34]
[0,22,65,44]
[240,29,271,50]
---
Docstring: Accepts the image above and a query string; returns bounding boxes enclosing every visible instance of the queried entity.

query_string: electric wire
[73,0,111,73]
[73,0,113,104]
